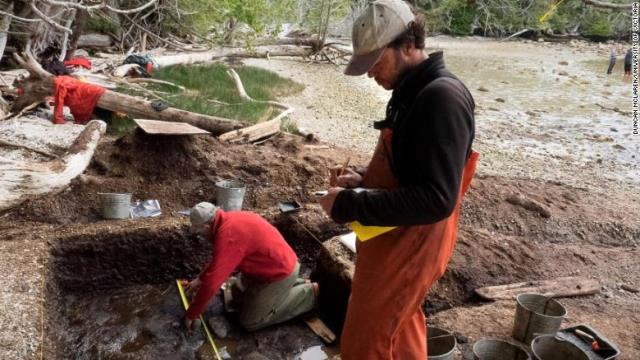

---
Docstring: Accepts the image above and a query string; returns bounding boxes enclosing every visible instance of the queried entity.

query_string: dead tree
[28,1,68,56]
[0,0,158,58]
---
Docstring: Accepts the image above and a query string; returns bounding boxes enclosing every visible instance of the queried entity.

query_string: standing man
[624,48,632,81]
[183,202,318,332]
[319,1,478,358]
[607,45,616,75]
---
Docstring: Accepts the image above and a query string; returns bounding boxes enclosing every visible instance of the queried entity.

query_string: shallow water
[423,39,637,189]
[249,37,639,192]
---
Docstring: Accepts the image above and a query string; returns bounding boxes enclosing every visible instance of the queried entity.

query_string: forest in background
[0,0,633,65]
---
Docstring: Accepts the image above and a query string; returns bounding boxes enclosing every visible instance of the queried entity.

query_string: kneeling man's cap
[190,202,218,231]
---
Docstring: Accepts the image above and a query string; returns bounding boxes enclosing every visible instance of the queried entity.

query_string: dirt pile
[460,176,640,247]
[9,130,361,225]
[310,174,640,358]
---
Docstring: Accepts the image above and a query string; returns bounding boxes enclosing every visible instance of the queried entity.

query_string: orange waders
[340,129,479,359]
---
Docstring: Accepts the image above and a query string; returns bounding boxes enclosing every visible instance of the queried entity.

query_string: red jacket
[53,76,105,125]
[186,210,297,320]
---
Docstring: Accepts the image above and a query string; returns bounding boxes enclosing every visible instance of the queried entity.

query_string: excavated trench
[39,197,542,359]
[36,193,639,359]
[43,220,343,360]
[41,218,484,359]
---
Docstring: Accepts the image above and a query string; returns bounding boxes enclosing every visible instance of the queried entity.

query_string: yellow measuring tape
[176,280,223,360]
[539,0,566,23]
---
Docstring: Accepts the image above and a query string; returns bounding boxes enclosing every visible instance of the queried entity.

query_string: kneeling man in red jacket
[184,202,318,332]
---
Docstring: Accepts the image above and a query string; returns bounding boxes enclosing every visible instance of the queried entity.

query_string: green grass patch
[106,115,138,136]
[146,64,304,124]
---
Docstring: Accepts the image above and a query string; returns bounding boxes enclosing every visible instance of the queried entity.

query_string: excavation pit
[43,221,338,359]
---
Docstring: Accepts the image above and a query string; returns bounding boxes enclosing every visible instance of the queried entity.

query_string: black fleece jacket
[331,52,475,226]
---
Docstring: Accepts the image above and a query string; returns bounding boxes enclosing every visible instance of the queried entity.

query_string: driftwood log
[218,68,294,143]
[77,33,113,48]
[475,277,601,300]
[218,115,287,144]
[154,46,314,68]
[10,52,245,135]
[97,91,244,135]
[0,138,58,158]
[0,120,106,211]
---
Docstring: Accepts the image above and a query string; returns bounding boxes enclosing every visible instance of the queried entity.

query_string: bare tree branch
[582,0,632,9]
[0,9,42,23]
[30,1,72,33]
[0,7,67,23]
[13,52,54,79]
[59,8,77,60]
[121,13,188,50]
[42,0,158,14]
[0,138,58,158]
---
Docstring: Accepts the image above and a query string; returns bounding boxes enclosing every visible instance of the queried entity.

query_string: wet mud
[44,222,340,360]
[58,284,336,360]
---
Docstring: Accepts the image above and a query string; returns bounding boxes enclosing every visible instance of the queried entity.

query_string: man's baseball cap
[344,0,415,76]
[190,202,218,232]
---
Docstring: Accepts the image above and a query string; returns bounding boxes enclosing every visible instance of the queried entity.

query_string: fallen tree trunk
[154,46,313,68]
[77,33,113,48]
[502,29,530,41]
[0,138,58,158]
[0,97,7,117]
[475,277,601,300]
[0,120,106,212]
[97,91,244,135]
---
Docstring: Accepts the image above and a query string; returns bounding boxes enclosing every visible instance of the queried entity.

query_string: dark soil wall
[311,237,355,335]
[48,223,208,292]
[42,215,344,359]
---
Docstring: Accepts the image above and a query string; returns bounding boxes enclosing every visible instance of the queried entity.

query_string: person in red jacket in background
[183,202,319,332]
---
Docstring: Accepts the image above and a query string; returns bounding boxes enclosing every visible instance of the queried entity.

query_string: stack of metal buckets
[470,293,618,360]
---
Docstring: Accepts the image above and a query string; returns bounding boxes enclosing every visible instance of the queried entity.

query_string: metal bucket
[427,327,456,360]
[99,193,132,219]
[512,293,567,344]
[472,339,531,360]
[531,335,590,360]
[215,180,246,211]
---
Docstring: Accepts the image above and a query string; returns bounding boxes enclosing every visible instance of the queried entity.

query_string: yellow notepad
[350,221,397,242]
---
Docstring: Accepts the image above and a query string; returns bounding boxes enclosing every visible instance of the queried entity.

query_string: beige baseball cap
[345,0,415,76]
[190,202,218,232]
